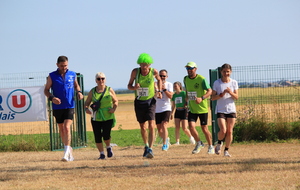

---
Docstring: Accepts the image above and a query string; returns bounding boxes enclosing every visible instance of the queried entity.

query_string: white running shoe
[189,136,196,144]
[61,151,69,162]
[215,142,223,155]
[192,142,202,154]
[224,151,231,157]
[173,142,180,145]
[68,147,74,161]
[207,145,215,154]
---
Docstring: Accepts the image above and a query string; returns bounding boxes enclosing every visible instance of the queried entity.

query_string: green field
[0,126,211,151]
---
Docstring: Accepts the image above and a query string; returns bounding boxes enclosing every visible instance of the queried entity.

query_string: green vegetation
[1,121,299,151]
[0,127,209,152]
[87,126,210,148]
[234,120,300,142]
[0,134,50,152]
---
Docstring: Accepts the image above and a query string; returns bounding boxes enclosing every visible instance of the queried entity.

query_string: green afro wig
[137,53,153,64]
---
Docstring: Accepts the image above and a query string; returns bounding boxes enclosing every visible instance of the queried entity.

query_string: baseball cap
[185,62,197,68]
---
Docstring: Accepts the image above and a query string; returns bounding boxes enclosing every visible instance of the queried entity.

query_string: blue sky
[1,0,299,90]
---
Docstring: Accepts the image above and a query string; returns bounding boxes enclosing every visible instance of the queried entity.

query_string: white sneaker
[68,147,74,161]
[192,142,202,154]
[173,142,180,145]
[215,142,223,155]
[207,145,215,154]
[61,151,69,162]
[189,137,196,144]
[224,151,231,157]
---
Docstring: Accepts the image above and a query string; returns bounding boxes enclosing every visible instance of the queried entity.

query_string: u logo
[7,89,32,113]
[12,95,26,108]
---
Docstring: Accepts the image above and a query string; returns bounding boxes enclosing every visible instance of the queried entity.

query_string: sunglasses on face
[160,75,166,78]
[96,78,105,81]
[186,67,195,70]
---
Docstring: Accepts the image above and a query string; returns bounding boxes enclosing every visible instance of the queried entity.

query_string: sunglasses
[186,67,195,70]
[160,75,166,78]
[96,78,105,81]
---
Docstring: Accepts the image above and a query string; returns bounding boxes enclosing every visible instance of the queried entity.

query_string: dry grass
[238,86,300,98]
[0,142,299,190]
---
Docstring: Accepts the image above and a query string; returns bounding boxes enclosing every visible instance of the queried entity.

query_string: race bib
[187,91,197,101]
[175,97,183,104]
[136,87,149,97]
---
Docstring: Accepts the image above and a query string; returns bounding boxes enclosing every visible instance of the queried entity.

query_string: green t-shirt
[171,91,186,108]
[184,74,211,114]
[135,67,155,100]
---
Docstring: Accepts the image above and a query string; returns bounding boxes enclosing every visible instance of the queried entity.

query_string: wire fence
[231,64,300,122]
[0,64,299,150]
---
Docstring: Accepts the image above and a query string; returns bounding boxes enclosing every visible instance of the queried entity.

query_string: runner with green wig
[128,53,162,159]
[137,53,154,64]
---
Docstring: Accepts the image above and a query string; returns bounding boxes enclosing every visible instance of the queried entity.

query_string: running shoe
[224,151,231,157]
[173,142,180,145]
[201,142,205,148]
[146,148,154,159]
[192,142,202,154]
[98,154,106,160]
[68,147,74,161]
[162,144,169,151]
[189,137,196,144]
[207,145,215,154]
[215,142,223,155]
[61,149,70,162]
[107,147,114,158]
[143,146,149,157]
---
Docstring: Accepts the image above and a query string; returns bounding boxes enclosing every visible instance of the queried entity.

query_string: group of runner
[45,53,238,161]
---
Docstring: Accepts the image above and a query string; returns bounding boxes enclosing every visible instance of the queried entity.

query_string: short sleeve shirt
[184,74,211,114]
[213,78,238,114]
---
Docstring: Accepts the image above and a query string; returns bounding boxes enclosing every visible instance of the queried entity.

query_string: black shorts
[174,109,187,120]
[217,113,237,119]
[53,108,75,124]
[134,97,156,123]
[188,112,208,126]
[155,111,171,124]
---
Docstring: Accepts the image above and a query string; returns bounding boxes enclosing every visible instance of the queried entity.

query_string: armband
[219,93,224,98]
[48,95,54,101]
[163,89,167,92]
[201,96,206,100]
[77,91,82,94]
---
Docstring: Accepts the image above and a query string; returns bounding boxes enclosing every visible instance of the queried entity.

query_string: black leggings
[91,119,113,143]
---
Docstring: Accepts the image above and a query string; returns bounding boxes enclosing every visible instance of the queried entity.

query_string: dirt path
[0,142,299,189]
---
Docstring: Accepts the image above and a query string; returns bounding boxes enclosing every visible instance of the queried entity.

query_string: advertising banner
[0,86,47,123]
